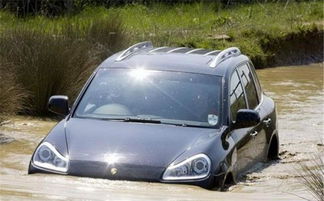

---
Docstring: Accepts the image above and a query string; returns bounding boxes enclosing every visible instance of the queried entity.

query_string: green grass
[1,1,322,67]
[117,2,323,66]
[0,1,323,116]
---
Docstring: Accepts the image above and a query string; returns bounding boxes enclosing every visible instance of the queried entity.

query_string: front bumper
[161,172,226,189]
[29,160,226,189]
[30,160,165,182]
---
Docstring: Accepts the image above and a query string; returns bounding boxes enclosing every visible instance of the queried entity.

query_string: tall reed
[0,14,128,115]
[0,59,27,120]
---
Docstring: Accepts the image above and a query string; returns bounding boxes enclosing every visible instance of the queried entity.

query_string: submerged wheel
[200,175,216,190]
[267,135,279,160]
[221,172,235,191]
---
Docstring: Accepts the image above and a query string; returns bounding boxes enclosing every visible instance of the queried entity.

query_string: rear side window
[229,71,247,121]
[248,62,262,100]
[237,64,259,109]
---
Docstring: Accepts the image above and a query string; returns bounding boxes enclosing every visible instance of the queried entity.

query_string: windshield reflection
[75,68,222,128]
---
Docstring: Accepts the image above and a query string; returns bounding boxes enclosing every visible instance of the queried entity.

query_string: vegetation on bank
[0,0,284,17]
[0,1,323,117]
[1,1,323,66]
[297,155,324,201]
[0,14,128,116]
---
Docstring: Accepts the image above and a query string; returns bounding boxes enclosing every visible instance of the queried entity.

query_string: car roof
[98,42,250,77]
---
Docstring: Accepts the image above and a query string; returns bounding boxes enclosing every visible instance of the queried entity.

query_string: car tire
[199,175,216,190]
[267,135,279,161]
[221,172,236,191]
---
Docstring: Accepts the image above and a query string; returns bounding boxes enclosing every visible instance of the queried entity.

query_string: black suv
[29,41,279,190]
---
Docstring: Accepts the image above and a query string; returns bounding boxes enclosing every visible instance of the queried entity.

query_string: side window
[237,64,259,109]
[248,62,262,100]
[229,70,247,121]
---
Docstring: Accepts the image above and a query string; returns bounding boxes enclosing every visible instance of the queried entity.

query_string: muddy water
[0,63,323,201]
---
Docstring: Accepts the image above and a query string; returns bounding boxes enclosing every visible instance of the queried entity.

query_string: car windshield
[74,68,222,128]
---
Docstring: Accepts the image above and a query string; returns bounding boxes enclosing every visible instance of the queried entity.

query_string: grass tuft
[297,155,324,201]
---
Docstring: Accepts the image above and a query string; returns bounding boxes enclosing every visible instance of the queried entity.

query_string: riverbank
[1,1,323,67]
[0,1,323,116]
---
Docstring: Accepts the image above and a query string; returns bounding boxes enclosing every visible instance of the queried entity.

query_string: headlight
[32,142,69,173]
[162,154,211,180]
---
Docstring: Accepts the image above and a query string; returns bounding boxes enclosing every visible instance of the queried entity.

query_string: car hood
[65,118,218,168]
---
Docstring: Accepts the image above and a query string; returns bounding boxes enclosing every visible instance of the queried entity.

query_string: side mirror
[48,95,70,116]
[234,109,260,129]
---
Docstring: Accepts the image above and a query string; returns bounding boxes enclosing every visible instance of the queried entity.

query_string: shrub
[0,59,27,120]
[0,14,128,115]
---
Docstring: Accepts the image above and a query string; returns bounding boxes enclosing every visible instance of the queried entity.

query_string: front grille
[68,160,165,181]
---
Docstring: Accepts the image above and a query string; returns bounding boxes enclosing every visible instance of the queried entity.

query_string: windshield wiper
[122,118,209,128]
[122,117,162,124]
[169,123,211,128]
[154,121,212,128]
[82,116,162,124]
[82,116,210,127]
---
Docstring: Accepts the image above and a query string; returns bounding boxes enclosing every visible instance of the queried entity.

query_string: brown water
[0,63,323,201]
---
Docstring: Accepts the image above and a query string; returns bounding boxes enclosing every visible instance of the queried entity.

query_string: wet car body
[29,42,279,189]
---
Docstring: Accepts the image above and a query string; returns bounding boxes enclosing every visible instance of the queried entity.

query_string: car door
[248,62,275,160]
[237,63,268,162]
[228,68,255,174]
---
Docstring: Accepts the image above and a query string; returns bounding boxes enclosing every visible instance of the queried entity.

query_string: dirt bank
[254,27,324,68]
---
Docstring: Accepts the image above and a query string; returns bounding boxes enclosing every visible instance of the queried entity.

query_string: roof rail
[185,48,203,54]
[115,41,153,61]
[203,50,221,56]
[209,47,241,68]
[149,46,168,53]
[167,47,187,53]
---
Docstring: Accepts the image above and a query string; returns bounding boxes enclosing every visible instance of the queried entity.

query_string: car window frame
[236,63,260,110]
[69,70,97,119]
[247,62,262,101]
[228,68,248,122]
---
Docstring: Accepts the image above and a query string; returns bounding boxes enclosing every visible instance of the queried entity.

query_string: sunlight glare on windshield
[129,68,152,81]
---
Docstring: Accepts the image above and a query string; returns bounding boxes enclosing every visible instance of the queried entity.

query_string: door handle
[250,131,258,137]
[263,118,271,127]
